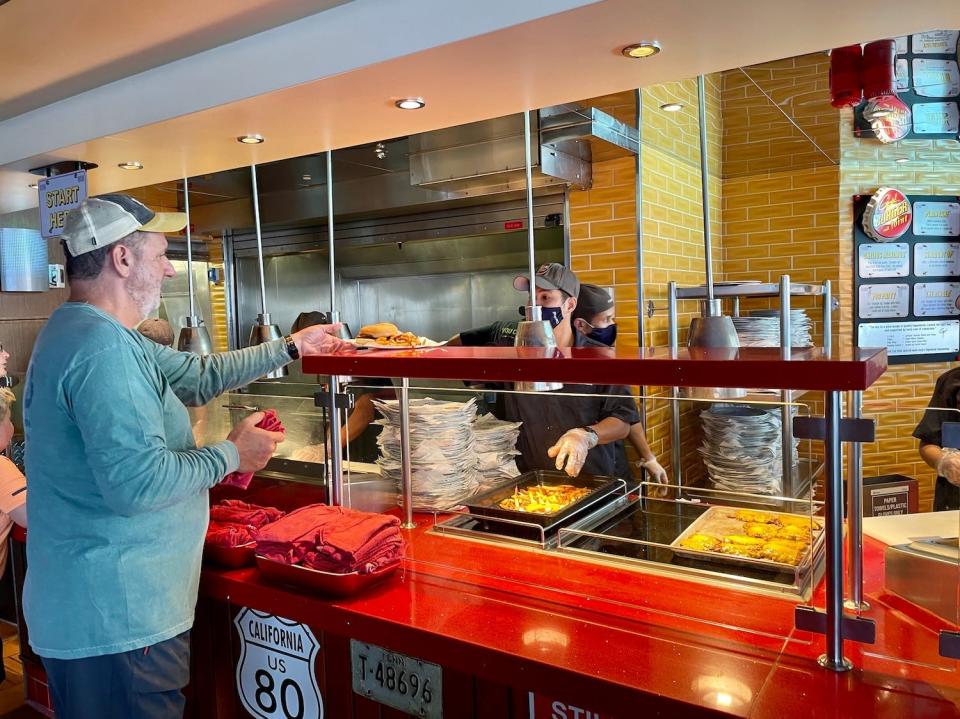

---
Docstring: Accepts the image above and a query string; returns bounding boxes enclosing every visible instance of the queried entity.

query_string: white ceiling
[0,0,350,119]
[2,0,959,216]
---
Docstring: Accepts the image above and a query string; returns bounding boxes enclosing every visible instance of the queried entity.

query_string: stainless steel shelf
[675,282,827,299]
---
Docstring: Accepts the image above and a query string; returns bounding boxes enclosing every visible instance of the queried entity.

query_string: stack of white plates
[698,403,799,495]
[374,398,482,510]
[732,310,813,348]
[473,413,522,491]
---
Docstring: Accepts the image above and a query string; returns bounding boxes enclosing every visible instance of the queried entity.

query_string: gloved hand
[547,428,598,478]
[937,447,960,486]
[639,458,669,484]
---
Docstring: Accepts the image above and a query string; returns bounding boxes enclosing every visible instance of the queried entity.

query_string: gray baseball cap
[61,194,187,257]
[513,263,581,298]
[573,284,614,321]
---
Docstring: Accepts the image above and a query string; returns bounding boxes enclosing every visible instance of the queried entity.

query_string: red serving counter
[14,518,960,718]
[182,515,960,718]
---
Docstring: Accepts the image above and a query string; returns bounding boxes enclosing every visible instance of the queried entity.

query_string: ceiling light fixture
[660,102,684,112]
[621,41,661,59]
[118,161,143,170]
[237,134,265,144]
[301,174,312,182]
[395,98,426,110]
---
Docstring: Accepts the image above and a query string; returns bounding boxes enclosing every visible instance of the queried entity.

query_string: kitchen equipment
[176,176,213,355]
[515,109,562,393]
[248,164,287,379]
[884,542,958,622]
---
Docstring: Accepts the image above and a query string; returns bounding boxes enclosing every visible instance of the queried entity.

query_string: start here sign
[39,171,87,239]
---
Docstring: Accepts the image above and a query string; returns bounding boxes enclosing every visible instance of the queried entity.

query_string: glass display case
[300,344,913,674]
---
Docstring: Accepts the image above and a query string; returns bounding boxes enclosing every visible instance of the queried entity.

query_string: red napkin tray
[204,542,256,568]
[255,555,401,598]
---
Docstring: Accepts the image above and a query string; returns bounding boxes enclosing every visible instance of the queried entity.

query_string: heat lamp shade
[0,228,48,292]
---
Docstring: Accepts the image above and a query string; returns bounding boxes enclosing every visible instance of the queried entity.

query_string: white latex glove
[290,323,355,355]
[547,428,598,478]
[640,458,669,484]
[937,447,960,486]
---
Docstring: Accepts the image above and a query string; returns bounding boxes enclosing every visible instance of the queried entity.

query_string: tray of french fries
[670,505,824,571]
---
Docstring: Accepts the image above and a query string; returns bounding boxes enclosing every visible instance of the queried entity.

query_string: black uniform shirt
[913,367,960,511]
[460,321,639,478]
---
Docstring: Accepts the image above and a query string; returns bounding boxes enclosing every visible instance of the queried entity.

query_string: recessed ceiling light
[237,134,265,144]
[118,161,143,170]
[301,174,312,182]
[395,98,426,110]
[621,42,661,59]
[894,157,910,164]
[660,102,684,112]
[27,183,38,189]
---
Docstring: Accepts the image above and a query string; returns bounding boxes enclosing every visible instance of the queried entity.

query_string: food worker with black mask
[451,263,638,479]
[570,284,669,486]
[914,367,960,511]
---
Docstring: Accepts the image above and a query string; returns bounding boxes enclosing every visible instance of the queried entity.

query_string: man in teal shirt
[23,194,349,718]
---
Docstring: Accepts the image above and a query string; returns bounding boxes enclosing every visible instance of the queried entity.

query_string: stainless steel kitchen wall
[234,228,564,349]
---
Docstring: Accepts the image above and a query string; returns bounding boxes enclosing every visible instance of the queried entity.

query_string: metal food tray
[204,541,256,568]
[256,555,401,598]
[670,505,824,572]
[463,470,624,531]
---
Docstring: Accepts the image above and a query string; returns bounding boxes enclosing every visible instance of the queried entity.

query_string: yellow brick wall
[838,111,960,510]
[568,78,723,478]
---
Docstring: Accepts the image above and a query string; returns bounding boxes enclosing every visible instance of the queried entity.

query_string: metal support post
[819,390,853,671]
[845,390,869,611]
[668,282,682,487]
[822,279,832,358]
[400,378,416,529]
[327,375,344,507]
[779,275,794,495]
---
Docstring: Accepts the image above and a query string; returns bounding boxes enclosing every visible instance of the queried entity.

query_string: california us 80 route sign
[235,608,323,719]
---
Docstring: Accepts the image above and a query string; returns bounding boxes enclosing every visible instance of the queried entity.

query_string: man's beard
[125,265,162,320]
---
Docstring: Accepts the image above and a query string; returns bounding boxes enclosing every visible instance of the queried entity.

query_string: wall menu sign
[855,30,960,141]
[854,192,960,364]
[234,608,323,719]
[914,202,960,237]
[38,170,87,239]
[915,242,960,276]
[859,284,910,318]
[914,282,960,316]
[858,319,960,356]
[858,243,909,277]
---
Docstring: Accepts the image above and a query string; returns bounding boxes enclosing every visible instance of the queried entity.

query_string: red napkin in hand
[221,410,284,489]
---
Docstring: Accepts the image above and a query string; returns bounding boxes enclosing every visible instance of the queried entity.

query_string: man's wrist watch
[581,426,599,442]
[283,334,300,360]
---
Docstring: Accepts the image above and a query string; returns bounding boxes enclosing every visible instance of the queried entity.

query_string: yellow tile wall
[569,78,723,478]
[838,111,960,510]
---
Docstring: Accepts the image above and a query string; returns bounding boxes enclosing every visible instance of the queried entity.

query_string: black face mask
[518,305,564,328]
[585,323,617,346]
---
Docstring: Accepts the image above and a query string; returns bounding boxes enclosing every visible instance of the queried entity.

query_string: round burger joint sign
[864,187,913,241]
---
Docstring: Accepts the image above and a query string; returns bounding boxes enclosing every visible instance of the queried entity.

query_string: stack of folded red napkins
[221,409,284,489]
[205,499,285,548]
[255,504,404,574]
